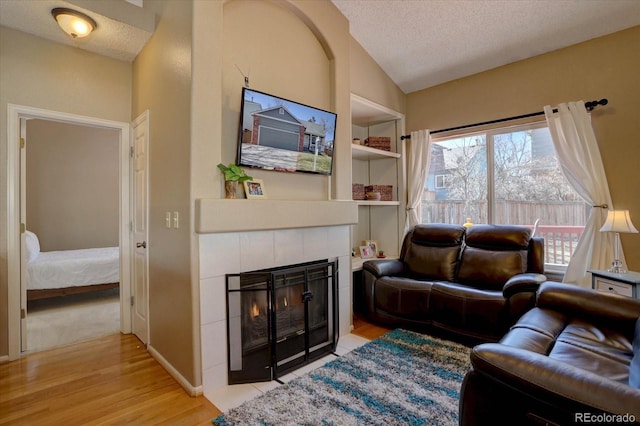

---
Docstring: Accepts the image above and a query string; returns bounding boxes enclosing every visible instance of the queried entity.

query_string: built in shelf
[351,144,401,161]
[351,93,403,126]
[351,255,399,271]
[355,200,400,206]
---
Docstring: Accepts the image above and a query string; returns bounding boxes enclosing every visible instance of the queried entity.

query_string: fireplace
[226,259,338,384]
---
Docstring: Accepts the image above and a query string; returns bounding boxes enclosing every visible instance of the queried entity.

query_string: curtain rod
[400,98,608,140]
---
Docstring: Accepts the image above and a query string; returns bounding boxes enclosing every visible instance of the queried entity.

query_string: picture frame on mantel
[244,179,267,199]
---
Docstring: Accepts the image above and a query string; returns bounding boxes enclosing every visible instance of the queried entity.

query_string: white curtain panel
[544,101,615,288]
[404,129,432,234]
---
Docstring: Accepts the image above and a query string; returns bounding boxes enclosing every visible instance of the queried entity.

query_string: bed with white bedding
[25,231,119,300]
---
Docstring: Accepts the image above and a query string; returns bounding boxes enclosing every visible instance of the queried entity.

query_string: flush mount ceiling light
[51,7,97,38]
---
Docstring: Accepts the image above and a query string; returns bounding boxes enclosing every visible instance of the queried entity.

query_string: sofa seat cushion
[500,307,634,385]
[373,277,432,320]
[549,319,633,384]
[429,282,507,338]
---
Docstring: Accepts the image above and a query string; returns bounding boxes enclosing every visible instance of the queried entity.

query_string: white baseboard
[147,344,203,397]
[0,354,9,364]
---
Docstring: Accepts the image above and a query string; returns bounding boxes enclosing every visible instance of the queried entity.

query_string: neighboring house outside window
[422,121,587,272]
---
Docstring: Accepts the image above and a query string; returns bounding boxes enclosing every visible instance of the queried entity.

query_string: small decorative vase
[225,181,238,199]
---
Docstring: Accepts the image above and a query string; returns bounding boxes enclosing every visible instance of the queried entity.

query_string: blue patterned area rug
[212,329,471,425]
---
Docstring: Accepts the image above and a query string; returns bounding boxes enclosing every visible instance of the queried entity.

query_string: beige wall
[26,120,119,251]
[132,0,195,384]
[407,26,640,271]
[0,27,131,358]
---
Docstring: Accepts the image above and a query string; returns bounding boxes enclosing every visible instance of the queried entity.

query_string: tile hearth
[205,333,369,412]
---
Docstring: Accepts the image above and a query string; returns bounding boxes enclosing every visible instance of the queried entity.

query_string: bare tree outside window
[422,124,586,266]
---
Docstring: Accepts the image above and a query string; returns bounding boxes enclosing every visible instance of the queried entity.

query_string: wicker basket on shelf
[365,136,391,151]
[352,184,365,200]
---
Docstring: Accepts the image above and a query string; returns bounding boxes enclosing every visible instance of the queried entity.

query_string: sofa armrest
[471,343,640,418]
[537,281,640,325]
[362,259,405,278]
[502,273,546,298]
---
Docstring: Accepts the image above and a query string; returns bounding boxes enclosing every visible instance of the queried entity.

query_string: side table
[588,269,640,299]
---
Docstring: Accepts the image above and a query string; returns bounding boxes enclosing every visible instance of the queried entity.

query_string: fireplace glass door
[226,260,337,384]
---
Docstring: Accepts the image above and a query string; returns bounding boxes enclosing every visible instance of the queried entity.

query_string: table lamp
[599,210,638,273]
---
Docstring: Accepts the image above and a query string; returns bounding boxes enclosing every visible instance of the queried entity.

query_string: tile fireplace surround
[197,200,356,395]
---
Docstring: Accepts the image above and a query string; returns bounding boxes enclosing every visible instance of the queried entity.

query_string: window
[422,122,587,268]
[434,174,450,189]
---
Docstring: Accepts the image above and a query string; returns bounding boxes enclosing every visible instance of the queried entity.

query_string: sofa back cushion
[457,225,531,290]
[402,224,465,281]
[630,317,640,389]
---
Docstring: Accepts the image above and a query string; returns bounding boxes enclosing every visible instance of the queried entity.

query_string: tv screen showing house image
[237,87,337,175]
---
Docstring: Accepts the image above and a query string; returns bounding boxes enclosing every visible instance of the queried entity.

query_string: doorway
[23,119,121,353]
[7,104,132,360]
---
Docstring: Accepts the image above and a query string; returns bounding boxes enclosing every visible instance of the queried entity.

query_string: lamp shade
[52,8,97,38]
[599,210,639,233]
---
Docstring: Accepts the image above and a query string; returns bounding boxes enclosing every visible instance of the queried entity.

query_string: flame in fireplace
[251,301,260,317]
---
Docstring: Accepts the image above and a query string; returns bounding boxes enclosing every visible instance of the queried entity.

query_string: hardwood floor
[0,318,390,426]
[351,314,392,340]
[0,334,221,425]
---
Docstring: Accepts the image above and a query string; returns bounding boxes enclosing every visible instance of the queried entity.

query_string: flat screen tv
[237,87,337,175]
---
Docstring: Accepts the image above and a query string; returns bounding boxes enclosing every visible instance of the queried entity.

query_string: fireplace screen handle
[302,291,313,303]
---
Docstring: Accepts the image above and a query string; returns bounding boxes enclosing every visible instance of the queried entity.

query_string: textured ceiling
[0,0,153,62]
[332,0,640,93]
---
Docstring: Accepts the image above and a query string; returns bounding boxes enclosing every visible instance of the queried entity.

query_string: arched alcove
[221,0,337,200]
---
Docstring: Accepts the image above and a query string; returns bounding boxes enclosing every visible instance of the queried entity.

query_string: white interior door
[132,111,150,344]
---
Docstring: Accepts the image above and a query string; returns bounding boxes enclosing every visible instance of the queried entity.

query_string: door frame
[7,104,132,360]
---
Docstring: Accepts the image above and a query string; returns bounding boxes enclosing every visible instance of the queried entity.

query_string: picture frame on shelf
[243,179,267,199]
[359,245,375,259]
[365,240,379,255]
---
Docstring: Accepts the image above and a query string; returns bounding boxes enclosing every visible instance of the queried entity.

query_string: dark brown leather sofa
[361,223,546,342]
[460,281,640,425]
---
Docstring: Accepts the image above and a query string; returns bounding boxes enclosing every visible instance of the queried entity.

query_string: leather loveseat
[460,281,640,425]
[361,223,546,342]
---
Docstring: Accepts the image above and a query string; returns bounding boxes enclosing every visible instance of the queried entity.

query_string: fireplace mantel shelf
[195,199,358,233]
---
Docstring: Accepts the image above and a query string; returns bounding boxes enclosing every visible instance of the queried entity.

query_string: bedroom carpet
[26,288,120,353]
[212,328,471,425]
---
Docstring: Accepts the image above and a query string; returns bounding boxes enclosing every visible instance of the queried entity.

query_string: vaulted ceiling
[331,0,640,93]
